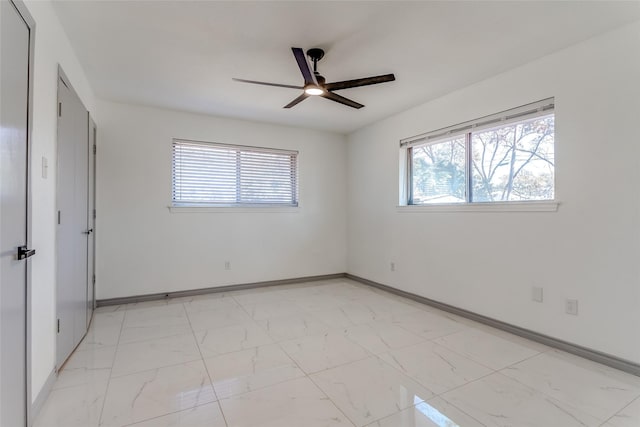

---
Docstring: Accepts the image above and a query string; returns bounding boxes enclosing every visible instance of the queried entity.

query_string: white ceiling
[52,1,640,134]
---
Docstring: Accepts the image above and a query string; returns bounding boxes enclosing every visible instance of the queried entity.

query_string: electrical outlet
[224,261,231,270]
[532,286,543,303]
[565,299,578,315]
[390,262,395,272]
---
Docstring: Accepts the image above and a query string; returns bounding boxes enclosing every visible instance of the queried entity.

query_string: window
[172,139,298,207]
[403,98,554,205]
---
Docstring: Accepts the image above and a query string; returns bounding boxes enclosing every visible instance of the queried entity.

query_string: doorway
[0,0,35,425]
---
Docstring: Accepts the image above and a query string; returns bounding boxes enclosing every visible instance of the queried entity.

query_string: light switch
[42,157,48,179]
[532,286,543,303]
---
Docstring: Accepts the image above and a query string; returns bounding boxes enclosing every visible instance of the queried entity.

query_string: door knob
[82,229,94,235]
[17,245,36,260]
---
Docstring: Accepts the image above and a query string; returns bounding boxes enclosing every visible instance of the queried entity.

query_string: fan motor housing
[306,48,325,62]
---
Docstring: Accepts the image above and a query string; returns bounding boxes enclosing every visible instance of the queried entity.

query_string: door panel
[56,77,89,367]
[0,1,31,425]
[87,119,96,325]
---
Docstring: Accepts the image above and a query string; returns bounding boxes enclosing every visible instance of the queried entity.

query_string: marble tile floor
[33,278,640,427]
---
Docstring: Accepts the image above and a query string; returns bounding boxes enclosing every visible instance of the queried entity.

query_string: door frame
[87,117,97,322]
[7,0,36,425]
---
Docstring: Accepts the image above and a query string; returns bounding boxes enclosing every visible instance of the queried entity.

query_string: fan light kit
[304,85,324,96]
[233,47,396,109]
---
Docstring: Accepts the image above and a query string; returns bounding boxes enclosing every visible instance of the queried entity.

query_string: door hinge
[93,144,97,155]
[92,274,96,285]
[57,210,61,225]
[93,209,96,219]
[58,102,62,117]
[57,319,60,333]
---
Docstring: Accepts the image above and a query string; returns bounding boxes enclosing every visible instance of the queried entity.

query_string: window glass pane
[471,114,554,202]
[411,137,466,204]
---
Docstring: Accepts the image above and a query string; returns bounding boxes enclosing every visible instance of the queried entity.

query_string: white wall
[347,22,640,363]
[95,101,347,300]
[23,0,97,404]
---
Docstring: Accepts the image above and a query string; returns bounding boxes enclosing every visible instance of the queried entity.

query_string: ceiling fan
[233,47,395,109]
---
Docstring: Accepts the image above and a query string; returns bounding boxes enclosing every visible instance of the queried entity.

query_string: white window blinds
[172,139,298,207]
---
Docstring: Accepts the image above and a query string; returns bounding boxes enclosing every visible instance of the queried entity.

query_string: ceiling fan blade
[283,93,309,109]
[321,91,364,109]
[291,47,316,85]
[232,78,303,89]
[324,74,395,91]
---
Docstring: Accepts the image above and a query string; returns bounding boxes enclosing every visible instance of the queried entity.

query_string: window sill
[168,206,300,213]
[396,201,559,213]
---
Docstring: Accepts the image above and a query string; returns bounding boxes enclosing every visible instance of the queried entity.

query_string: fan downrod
[306,48,324,62]
[306,48,324,72]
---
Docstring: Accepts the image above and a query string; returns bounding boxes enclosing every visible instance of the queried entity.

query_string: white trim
[397,201,559,213]
[168,206,300,213]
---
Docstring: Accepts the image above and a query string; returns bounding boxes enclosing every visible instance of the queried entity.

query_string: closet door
[56,73,89,367]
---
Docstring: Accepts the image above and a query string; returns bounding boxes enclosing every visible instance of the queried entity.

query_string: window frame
[401,98,557,210]
[171,138,299,209]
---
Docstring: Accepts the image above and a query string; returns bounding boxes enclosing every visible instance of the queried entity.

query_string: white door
[0,1,34,425]
[56,74,89,367]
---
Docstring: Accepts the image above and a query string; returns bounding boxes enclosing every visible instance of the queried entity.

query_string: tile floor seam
[118,403,218,427]
[192,325,272,358]
[116,329,192,346]
[230,293,259,322]
[209,367,304,401]
[429,368,498,399]
[421,336,504,373]
[304,369,359,427]
[598,408,620,427]
[75,343,119,353]
[430,372,516,427]
[502,368,640,426]
[497,352,639,424]
[262,325,336,343]
[308,355,439,426]
[597,393,640,427]
[96,308,127,426]
[360,398,491,427]
[209,291,360,425]
[431,329,545,372]
[98,304,212,426]
[263,319,361,426]
[183,301,230,427]
[440,370,607,426]
[395,321,463,343]
[368,349,441,397]
[277,332,374,376]
[52,367,112,392]
[424,395,491,427]
[499,346,546,368]
[109,353,204,379]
